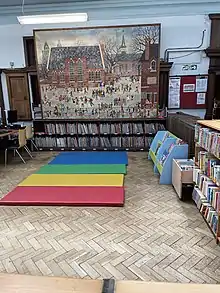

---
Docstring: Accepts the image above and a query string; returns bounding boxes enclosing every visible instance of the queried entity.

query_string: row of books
[41,123,165,135]
[192,187,218,234]
[195,124,220,159]
[197,150,220,185]
[35,136,153,148]
[193,168,220,212]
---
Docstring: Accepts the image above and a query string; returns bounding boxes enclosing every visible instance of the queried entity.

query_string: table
[0,274,219,293]
[0,130,18,138]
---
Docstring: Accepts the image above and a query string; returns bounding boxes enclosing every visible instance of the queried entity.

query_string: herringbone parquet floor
[0,152,220,283]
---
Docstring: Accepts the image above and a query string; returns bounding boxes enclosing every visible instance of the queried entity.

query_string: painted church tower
[42,42,50,66]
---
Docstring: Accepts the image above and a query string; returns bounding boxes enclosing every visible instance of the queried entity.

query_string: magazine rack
[148,131,189,184]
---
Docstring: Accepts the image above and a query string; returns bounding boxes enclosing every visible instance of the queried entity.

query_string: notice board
[168,75,208,109]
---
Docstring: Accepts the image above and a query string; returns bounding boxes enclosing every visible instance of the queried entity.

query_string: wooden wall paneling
[159,61,173,108]
[205,14,220,119]
[23,36,36,69]
[0,71,6,124]
[205,71,215,119]
[5,71,32,121]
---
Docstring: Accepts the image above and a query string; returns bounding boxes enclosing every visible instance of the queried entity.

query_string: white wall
[0,14,210,117]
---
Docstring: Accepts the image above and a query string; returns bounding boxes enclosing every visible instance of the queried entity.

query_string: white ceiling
[0,0,220,26]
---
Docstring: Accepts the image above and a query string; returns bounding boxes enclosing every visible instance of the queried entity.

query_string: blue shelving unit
[148,131,188,184]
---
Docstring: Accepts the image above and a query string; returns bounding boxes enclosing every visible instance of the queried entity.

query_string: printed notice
[197,93,206,105]
[183,84,195,92]
[168,77,181,108]
[196,76,208,92]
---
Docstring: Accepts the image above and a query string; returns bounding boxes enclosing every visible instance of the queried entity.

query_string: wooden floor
[0,153,220,283]
[0,273,220,293]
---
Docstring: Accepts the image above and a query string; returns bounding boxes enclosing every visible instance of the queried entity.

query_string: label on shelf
[50,148,53,151]
[93,148,96,151]
[71,148,75,151]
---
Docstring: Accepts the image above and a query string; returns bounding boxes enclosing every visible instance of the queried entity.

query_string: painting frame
[34,23,161,120]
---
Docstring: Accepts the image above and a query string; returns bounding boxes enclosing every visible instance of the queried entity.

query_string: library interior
[1,0,220,292]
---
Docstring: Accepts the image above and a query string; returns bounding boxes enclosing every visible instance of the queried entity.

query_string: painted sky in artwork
[35,25,160,62]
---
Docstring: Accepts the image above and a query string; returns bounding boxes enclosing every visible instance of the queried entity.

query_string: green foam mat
[36,164,127,174]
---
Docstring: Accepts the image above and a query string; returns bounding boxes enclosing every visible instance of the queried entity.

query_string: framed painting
[34,24,161,119]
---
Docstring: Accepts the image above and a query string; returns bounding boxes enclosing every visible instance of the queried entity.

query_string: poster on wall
[168,77,181,109]
[196,76,208,92]
[34,24,161,119]
[183,84,195,93]
[196,93,206,105]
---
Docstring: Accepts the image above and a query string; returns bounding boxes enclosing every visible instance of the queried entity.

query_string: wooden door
[6,73,31,120]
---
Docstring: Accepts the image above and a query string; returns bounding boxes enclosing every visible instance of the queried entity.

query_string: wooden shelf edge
[197,119,220,132]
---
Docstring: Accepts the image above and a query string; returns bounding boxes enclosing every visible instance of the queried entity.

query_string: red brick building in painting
[140,42,159,106]
[41,42,105,88]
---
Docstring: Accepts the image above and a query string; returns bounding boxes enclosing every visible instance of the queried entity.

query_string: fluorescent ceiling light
[17,13,88,25]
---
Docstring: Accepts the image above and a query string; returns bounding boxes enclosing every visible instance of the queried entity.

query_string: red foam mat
[0,186,124,206]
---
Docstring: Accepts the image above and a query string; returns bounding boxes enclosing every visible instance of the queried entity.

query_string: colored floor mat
[49,151,128,165]
[19,174,124,187]
[0,186,124,206]
[36,164,127,174]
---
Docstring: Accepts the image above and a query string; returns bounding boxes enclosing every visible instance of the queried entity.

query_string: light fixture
[17,13,88,25]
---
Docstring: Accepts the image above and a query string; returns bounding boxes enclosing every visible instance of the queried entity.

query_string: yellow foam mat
[19,174,124,187]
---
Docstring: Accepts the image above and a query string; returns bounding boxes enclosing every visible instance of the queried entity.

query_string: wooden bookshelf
[197,119,220,132]
[193,120,220,243]
[33,118,166,151]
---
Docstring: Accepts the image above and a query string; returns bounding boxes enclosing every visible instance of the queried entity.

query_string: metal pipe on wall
[164,29,206,61]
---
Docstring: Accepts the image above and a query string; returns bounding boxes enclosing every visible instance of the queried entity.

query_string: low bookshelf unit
[193,120,220,243]
[33,118,166,151]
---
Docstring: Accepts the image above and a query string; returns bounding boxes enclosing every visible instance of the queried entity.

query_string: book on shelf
[78,123,98,134]
[145,137,153,148]
[66,123,77,134]
[196,150,220,185]
[192,186,218,234]
[193,168,220,212]
[144,123,165,134]
[110,123,121,134]
[195,124,220,159]
[100,123,111,134]
[133,123,144,134]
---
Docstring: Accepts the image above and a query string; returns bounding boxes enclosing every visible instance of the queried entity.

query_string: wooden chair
[25,125,38,151]
[4,128,33,167]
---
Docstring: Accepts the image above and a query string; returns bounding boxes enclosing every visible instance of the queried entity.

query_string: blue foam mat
[49,151,128,165]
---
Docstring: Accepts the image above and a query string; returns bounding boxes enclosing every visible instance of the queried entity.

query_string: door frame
[0,70,6,124]
[5,71,32,121]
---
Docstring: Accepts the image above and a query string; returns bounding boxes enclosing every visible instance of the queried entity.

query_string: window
[60,72,65,83]
[147,92,152,102]
[95,71,101,80]
[69,61,74,81]
[52,72,57,83]
[150,59,156,72]
[153,92,157,103]
[89,71,95,81]
[77,59,83,81]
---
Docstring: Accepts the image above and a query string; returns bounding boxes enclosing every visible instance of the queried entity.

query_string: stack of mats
[0,152,128,206]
